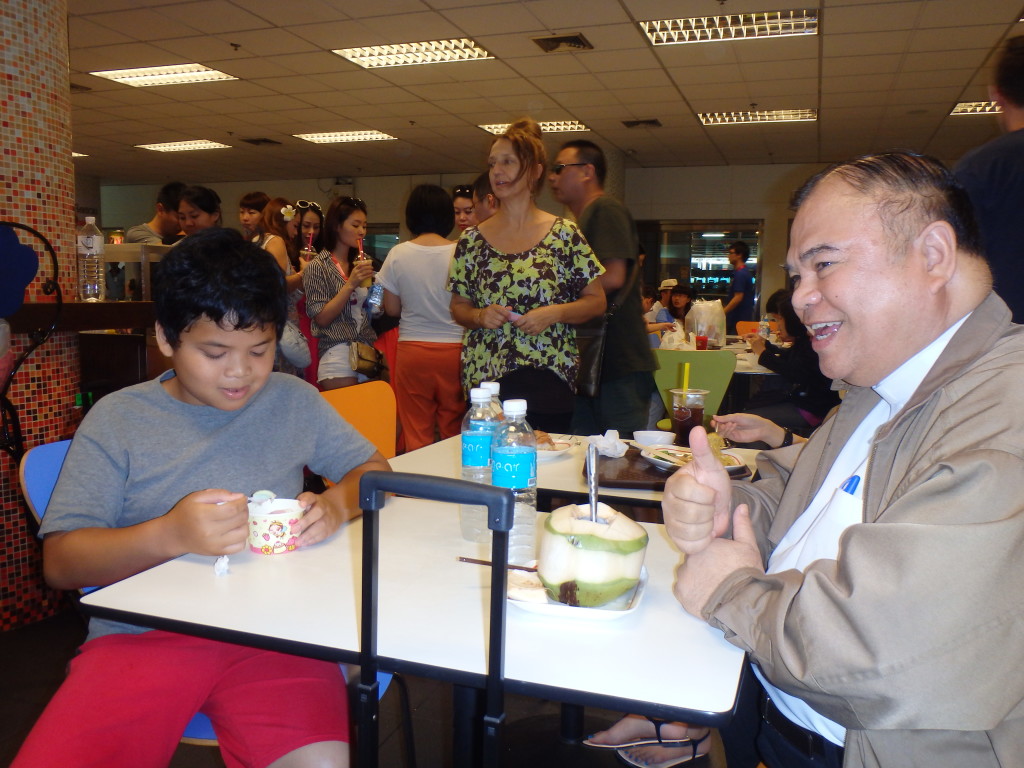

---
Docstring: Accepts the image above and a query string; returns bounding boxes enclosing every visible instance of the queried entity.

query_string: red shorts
[13,630,349,768]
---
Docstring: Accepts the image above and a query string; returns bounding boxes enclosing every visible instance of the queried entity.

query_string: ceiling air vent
[622,119,662,128]
[240,137,282,146]
[532,33,594,53]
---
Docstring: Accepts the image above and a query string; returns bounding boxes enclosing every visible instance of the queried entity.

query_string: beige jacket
[707,293,1024,767]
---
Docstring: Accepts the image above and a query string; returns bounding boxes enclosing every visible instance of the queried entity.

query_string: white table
[391,435,760,509]
[80,498,746,747]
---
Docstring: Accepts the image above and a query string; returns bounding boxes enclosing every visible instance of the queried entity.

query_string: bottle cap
[85,216,96,224]
[480,381,500,396]
[503,398,527,416]
[469,387,490,403]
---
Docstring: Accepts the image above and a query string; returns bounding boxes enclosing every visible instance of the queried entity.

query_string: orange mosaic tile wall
[1,0,78,630]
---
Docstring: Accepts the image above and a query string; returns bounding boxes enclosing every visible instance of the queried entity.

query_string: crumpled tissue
[586,430,628,458]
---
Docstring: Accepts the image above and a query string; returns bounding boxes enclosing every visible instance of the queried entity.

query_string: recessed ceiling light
[951,101,1002,115]
[72,152,88,158]
[333,38,491,69]
[699,109,817,125]
[293,131,397,143]
[478,120,590,135]
[135,140,231,152]
[641,9,818,46]
[90,63,236,87]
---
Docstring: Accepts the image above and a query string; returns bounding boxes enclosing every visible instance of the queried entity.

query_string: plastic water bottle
[479,380,503,420]
[77,217,105,302]
[459,388,500,542]
[366,282,384,315]
[758,315,771,340]
[490,399,537,566]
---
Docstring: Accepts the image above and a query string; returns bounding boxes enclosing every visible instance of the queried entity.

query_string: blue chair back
[19,439,218,746]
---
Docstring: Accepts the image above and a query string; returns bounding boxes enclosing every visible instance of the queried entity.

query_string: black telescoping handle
[359,471,515,532]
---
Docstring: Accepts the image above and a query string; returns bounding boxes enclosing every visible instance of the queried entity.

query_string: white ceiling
[67,0,1024,185]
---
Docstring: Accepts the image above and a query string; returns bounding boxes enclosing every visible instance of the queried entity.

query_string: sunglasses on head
[339,196,366,210]
[452,185,473,197]
[295,200,322,211]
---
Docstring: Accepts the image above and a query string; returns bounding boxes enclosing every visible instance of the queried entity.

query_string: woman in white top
[376,185,465,450]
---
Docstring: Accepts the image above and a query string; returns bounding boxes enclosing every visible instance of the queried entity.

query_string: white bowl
[633,430,676,447]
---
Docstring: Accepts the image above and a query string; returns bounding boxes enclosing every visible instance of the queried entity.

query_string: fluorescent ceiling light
[951,101,1002,115]
[135,140,231,152]
[72,152,88,158]
[641,9,818,45]
[90,63,236,87]
[699,109,817,125]
[701,233,726,238]
[478,120,590,135]
[293,131,397,143]
[333,38,491,68]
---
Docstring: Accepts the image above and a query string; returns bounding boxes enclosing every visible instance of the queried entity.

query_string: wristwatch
[780,429,794,447]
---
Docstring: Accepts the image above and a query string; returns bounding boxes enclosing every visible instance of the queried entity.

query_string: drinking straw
[683,362,690,392]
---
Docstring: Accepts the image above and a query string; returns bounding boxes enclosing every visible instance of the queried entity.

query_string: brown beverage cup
[669,388,709,447]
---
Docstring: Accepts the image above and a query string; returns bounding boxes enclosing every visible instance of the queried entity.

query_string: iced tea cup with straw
[670,388,709,447]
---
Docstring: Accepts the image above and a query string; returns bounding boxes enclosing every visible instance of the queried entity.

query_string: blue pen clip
[840,475,861,495]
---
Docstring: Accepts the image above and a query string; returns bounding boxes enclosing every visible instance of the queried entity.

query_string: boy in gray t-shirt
[15,228,390,768]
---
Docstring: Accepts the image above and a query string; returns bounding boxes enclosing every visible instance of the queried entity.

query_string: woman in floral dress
[448,117,605,432]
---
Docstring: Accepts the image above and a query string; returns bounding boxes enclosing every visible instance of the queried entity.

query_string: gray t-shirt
[124,223,162,244]
[41,370,376,640]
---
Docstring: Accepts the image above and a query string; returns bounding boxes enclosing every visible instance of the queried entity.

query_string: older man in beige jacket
[669,152,1024,768]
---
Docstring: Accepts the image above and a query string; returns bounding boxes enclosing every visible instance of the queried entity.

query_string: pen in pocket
[840,475,861,495]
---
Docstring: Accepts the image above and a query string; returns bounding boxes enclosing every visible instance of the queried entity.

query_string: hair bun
[506,117,542,140]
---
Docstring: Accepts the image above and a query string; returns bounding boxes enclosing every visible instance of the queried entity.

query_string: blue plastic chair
[19,440,218,745]
[19,439,416,762]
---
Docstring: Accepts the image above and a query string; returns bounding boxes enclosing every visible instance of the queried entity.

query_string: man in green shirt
[549,140,657,437]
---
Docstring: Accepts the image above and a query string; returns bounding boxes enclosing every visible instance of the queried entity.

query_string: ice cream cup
[248,498,304,555]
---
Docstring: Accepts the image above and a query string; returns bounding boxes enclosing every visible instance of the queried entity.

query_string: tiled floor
[1,605,729,767]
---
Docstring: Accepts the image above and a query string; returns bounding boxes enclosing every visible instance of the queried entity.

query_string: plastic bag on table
[688,299,726,348]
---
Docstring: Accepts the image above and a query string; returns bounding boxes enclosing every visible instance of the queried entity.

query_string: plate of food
[507,567,647,620]
[640,444,748,476]
[534,431,574,461]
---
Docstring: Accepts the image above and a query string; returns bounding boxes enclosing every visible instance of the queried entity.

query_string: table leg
[559,702,585,742]
[452,684,483,768]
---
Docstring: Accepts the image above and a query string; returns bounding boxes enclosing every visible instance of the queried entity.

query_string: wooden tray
[586,446,750,491]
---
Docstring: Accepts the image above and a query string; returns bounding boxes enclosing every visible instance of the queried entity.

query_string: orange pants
[393,341,465,452]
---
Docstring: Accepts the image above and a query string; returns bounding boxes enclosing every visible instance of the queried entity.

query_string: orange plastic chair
[320,381,397,459]
[735,320,777,336]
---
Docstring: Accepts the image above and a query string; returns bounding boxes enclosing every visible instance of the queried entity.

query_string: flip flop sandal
[583,718,708,750]
[615,730,711,767]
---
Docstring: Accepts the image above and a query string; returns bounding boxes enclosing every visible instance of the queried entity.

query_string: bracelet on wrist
[780,429,794,448]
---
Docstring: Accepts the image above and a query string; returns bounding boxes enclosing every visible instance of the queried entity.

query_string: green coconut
[537,503,648,607]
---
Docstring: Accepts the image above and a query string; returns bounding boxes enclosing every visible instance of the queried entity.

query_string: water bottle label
[77,235,100,255]
[461,429,493,467]
[491,446,536,489]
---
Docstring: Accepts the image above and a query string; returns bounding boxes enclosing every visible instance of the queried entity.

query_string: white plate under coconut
[507,567,648,620]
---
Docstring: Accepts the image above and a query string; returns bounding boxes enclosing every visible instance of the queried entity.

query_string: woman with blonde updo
[448,118,606,432]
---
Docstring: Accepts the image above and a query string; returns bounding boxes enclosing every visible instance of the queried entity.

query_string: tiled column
[1,0,78,629]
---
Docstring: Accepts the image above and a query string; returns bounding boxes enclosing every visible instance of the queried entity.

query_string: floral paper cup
[248,498,304,555]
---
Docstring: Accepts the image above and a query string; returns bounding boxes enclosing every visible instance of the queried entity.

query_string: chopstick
[457,556,538,573]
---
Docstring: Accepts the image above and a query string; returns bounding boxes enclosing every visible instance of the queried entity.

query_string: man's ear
[916,220,958,293]
[154,322,174,357]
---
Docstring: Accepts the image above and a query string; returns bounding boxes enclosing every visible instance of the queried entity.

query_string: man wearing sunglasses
[549,140,656,438]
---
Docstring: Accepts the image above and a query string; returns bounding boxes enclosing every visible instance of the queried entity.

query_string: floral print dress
[447,218,603,393]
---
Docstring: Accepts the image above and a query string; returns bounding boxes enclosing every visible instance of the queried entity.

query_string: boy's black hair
[406,184,454,236]
[154,228,287,348]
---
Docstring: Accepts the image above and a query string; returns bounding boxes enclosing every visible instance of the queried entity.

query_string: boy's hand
[292,491,345,546]
[166,489,249,556]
